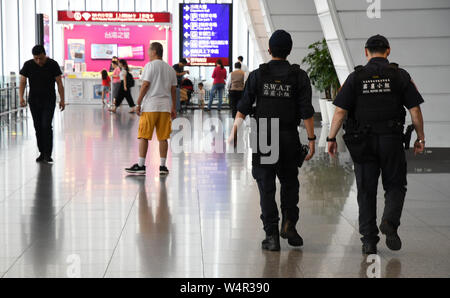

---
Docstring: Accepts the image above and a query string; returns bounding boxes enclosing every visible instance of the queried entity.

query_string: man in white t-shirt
[125,42,178,176]
[238,56,249,81]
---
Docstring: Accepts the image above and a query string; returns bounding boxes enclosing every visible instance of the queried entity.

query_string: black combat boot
[362,242,378,255]
[379,221,402,251]
[280,219,303,247]
[262,229,280,252]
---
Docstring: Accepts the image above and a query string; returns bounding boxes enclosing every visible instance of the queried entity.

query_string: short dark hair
[180,58,188,64]
[32,45,46,56]
[235,62,242,69]
[198,82,204,87]
[150,42,164,58]
[366,46,389,55]
[238,56,244,62]
[270,47,291,59]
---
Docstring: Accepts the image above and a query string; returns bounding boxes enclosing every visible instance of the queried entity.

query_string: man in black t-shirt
[327,35,425,255]
[173,58,189,112]
[19,45,65,163]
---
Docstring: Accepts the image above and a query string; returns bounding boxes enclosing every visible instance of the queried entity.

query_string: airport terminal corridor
[1,106,449,278]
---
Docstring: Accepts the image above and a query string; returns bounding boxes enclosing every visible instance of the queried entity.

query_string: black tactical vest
[352,63,406,127]
[255,63,301,131]
[251,63,301,167]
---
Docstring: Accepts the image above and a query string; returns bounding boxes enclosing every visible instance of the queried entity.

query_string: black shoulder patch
[289,64,301,75]
[389,63,399,69]
[259,63,269,73]
[354,65,364,72]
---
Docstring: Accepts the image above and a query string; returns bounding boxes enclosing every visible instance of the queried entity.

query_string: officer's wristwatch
[327,137,337,142]
[308,135,317,141]
[416,139,425,144]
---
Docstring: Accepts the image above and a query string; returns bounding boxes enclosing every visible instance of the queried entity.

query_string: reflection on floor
[0,106,449,278]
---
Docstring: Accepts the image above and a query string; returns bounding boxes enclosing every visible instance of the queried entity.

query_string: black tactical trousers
[252,163,300,235]
[354,134,407,245]
[29,101,56,157]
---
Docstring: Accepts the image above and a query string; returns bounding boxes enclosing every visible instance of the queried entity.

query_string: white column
[86,0,102,11]
[20,0,38,68]
[102,0,119,11]
[136,0,151,11]
[119,0,134,11]
[313,0,352,85]
[53,0,69,64]
[2,0,20,75]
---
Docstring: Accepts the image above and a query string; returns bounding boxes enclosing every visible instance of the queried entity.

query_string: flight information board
[180,3,232,66]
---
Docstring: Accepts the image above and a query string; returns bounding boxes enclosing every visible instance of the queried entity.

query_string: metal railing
[0,82,28,127]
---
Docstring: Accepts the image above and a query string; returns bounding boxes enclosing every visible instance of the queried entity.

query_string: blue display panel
[180,3,232,66]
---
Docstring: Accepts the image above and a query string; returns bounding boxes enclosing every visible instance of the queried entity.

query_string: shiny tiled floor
[0,106,449,278]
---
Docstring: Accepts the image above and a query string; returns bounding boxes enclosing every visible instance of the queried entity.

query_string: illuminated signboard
[180,3,232,66]
[57,11,171,25]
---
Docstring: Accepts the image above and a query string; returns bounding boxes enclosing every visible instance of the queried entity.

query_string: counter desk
[64,74,142,105]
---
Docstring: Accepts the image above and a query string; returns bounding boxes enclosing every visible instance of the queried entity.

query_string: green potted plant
[302,38,340,125]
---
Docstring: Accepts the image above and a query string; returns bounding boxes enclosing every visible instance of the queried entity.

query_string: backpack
[126,72,135,88]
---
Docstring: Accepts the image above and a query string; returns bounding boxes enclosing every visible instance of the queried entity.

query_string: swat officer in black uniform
[228,30,316,251]
[327,35,426,255]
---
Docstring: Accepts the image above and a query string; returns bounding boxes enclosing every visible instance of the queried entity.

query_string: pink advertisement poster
[64,25,172,71]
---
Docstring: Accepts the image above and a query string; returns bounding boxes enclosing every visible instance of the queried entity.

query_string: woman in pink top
[206,59,227,111]
[111,60,121,107]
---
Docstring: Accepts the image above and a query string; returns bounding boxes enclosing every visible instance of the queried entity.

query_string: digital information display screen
[180,3,232,66]
[118,44,145,60]
[91,44,117,60]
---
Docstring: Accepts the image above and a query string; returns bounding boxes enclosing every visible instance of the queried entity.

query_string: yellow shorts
[138,112,172,141]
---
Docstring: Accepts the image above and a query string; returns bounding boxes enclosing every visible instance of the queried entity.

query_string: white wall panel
[153,0,167,12]
[271,15,321,32]
[53,0,68,64]
[233,0,248,65]
[339,10,450,39]
[119,0,134,11]
[420,95,450,122]
[335,0,450,11]
[0,0,3,79]
[171,0,180,68]
[20,0,37,68]
[290,31,323,48]
[3,0,20,76]
[347,38,450,67]
[136,0,151,12]
[102,0,119,11]
[407,66,450,95]
[267,0,317,15]
[36,0,51,14]
[86,0,102,11]
[69,0,85,10]
[289,49,309,65]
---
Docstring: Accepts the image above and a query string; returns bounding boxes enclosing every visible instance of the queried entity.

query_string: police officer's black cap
[365,34,390,49]
[269,30,293,51]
